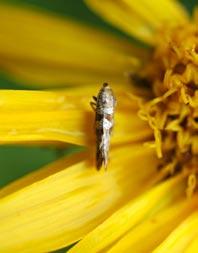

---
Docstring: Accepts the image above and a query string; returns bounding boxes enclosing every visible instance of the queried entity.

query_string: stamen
[186,173,197,198]
[136,16,198,195]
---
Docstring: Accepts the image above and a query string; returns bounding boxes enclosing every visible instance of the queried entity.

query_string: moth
[90,83,116,170]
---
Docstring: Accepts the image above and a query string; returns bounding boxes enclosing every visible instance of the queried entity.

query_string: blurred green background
[0,0,196,252]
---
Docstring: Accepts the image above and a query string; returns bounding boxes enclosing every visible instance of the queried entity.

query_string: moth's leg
[90,101,96,111]
[93,96,97,102]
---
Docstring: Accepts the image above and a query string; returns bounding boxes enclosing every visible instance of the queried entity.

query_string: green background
[0,0,196,252]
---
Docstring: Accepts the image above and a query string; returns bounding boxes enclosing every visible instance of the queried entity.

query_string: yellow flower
[0,1,198,253]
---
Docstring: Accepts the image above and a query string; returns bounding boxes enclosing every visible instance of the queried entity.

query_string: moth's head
[103,82,109,88]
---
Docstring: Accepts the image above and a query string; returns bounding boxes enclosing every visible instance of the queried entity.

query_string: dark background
[0,0,196,252]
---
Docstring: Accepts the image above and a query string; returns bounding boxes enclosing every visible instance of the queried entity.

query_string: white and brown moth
[90,83,116,170]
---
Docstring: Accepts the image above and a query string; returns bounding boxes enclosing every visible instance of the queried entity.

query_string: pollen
[138,13,198,196]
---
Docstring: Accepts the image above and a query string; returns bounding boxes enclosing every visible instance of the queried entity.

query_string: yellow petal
[0,87,152,146]
[0,59,127,88]
[85,0,189,45]
[0,3,147,87]
[184,236,198,253]
[0,144,159,252]
[107,195,198,253]
[0,151,85,198]
[69,173,186,253]
[153,212,198,253]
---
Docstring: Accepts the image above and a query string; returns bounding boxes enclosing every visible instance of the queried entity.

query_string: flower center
[138,20,198,196]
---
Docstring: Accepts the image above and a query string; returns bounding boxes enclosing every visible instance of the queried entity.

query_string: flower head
[0,1,198,252]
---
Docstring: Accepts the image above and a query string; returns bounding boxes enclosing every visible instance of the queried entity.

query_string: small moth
[90,83,116,170]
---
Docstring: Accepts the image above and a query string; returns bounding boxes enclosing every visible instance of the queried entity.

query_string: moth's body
[91,83,116,170]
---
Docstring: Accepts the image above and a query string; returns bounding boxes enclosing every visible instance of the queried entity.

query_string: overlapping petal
[69,174,194,253]
[0,3,149,87]
[108,195,198,252]
[153,211,198,253]
[85,0,189,45]
[0,86,152,146]
[0,143,159,252]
